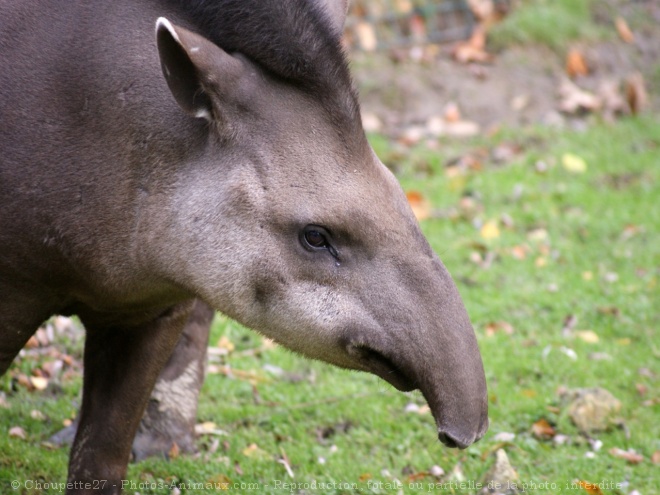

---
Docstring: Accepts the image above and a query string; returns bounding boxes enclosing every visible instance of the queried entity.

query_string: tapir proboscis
[0,0,488,492]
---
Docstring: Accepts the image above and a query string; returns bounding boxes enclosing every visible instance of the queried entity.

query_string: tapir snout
[337,234,489,449]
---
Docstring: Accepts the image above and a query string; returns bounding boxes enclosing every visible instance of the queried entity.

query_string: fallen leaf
[30,376,49,391]
[217,336,235,353]
[443,102,461,123]
[409,13,427,44]
[510,245,528,260]
[394,0,413,13]
[406,191,432,221]
[575,330,599,344]
[9,426,27,439]
[355,21,377,51]
[406,471,430,482]
[168,442,180,459]
[361,112,382,133]
[609,447,644,464]
[485,321,514,337]
[207,474,231,488]
[358,473,372,482]
[527,228,548,242]
[452,25,493,64]
[598,80,628,121]
[558,79,601,114]
[195,421,228,436]
[531,418,556,439]
[535,256,547,267]
[615,17,635,44]
[625,72,647,115]
[651,450,660,464]
[575,480,604,495]
[242,443,261,457]
[562,153,587,173]
[480,220,500,240]
[30,410,45,421]
[566,48,588,78]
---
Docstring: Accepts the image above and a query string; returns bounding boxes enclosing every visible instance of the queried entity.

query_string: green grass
[1,116,658,494]
[489,0,605,52]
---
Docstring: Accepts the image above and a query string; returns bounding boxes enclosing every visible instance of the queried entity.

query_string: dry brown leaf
[575,480,604,495]
[406,471,430,482]
[625,72,647,115]
[168,441,180,459]
[651,450,660,464]
[358,473,372,481]
[558,79,601,114]
[443,102,461,123]
[615,17,635,44]
[24,336,40,349]
[485,321,514,337]
[566,48,588,78]
[531,418,556,439]
[409,14,427,44]
[452,25,493,64]
[406,191,432,221]
[609,447,644,464]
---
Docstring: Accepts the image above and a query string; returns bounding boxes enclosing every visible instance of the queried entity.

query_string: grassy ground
[489,0,604,52]
[1,116,658,494]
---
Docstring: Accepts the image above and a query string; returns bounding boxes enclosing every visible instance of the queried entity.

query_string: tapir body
[0,0,488,493]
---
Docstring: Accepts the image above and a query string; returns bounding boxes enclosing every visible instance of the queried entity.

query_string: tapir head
[152,1,487,448]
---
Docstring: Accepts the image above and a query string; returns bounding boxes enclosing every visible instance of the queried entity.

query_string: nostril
[438,431,460,449]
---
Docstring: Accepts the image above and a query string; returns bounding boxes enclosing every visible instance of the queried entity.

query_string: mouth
[348,344,416,392]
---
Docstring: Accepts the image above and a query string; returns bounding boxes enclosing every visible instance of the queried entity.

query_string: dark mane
[165,0,362,138]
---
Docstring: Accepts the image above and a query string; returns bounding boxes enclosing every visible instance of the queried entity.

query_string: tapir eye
[302,226,328,249]
[300,225,339,260]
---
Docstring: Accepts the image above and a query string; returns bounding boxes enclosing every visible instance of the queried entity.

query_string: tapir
[0,0,488,492]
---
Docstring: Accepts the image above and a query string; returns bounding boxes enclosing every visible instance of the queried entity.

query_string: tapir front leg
[49,300,213,460]
[68,302,195,495]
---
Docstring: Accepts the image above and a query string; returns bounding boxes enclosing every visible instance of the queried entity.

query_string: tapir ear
[155,17,243,121]
[317,0,350,36]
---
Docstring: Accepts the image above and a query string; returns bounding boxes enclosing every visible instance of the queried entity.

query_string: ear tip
[155,17,180,42]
